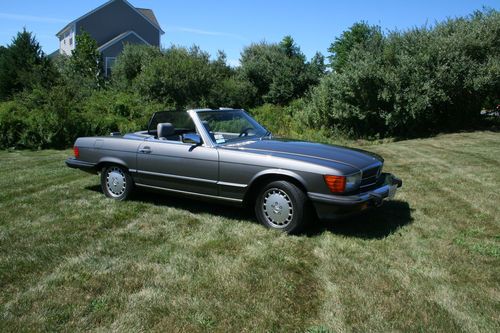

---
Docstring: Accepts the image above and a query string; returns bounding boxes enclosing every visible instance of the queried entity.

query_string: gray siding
[101,34,148,59]
[76,0,160,47]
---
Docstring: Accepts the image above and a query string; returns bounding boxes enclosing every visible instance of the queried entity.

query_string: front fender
[248,168,308,191]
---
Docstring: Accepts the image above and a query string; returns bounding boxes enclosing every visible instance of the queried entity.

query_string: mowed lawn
[0,131,499,332]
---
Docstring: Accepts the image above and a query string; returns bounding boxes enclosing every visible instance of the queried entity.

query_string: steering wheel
[238,127,254,137]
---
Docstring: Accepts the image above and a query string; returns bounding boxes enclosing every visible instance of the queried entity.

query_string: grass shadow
[307,200,413,239]
[85,184,255,222]
[86,185,412,238]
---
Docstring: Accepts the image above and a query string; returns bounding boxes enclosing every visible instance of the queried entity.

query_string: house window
[105,57,116,77]
[69,37,73,46]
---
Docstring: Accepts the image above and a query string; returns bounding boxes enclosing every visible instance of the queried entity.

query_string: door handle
[139,147,152,154]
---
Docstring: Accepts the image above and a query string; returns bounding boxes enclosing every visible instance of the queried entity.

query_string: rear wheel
[255,180,311,234]
[101,165,133,201]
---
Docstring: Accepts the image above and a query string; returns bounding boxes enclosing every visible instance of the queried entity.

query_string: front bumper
[308,173,402,221]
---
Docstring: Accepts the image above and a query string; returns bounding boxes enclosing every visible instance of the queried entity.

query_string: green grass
[1,131,499,332]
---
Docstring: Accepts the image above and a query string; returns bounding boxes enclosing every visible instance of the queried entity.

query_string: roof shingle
[136,8,160,29]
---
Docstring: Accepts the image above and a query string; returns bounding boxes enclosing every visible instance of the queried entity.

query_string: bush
[240,36,325,106]
[250,100,311,137]
[112,44,163,89]
[306,9,500,138]
[0,86,167,149]
[136,46,217,108]
[0,87,84,149]
[210,77,257,110]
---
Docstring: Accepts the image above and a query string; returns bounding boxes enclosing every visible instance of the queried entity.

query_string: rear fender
[96,157,130,171]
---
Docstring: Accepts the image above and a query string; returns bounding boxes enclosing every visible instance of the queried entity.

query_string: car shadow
[306,200,413,239]
[85,185,412,239]
[85,185,255,222]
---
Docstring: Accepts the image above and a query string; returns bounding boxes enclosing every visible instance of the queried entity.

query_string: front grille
[360,164,382,188]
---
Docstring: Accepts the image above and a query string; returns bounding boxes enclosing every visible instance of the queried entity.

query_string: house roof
[56,0,164,37]
[97,30,151,52]
[136,8,160,28]
[48,50,61,59]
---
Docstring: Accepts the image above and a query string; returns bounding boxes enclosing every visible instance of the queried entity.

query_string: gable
[98,31,150,52]
[56,0,164,38]
[99,31,150,59]
[76,0,161,47]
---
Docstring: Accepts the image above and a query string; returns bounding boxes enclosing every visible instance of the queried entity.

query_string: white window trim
[105,57,117,76]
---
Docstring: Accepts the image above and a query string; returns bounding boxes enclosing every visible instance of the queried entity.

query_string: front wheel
[101,165,133,201]
[255,180,312,234]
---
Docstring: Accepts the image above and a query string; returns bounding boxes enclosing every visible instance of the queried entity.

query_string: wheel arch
[243,169,308,207]
[95,157,131,173]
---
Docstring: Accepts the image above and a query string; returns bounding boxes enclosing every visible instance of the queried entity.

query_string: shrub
[111,44,163,89]
[306,9,500,138]
[0,87,85,149]
[136,46,216,108]
[240,36,325,106]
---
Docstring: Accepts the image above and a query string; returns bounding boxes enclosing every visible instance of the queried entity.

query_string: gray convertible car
[66,108,402,233]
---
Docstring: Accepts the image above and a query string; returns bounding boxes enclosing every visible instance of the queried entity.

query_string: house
[56,0,164,75]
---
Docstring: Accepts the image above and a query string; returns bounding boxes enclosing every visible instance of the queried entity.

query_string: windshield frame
[192,109,270,146]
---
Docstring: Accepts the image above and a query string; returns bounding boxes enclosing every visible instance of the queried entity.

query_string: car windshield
[197,110,268,144]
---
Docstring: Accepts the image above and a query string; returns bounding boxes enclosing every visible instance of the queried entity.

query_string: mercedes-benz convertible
[66,108,402,233]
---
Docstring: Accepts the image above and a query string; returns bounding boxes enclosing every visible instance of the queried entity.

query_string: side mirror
[182,133,202,145]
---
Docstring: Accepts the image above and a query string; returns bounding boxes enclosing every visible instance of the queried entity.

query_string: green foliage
[327,22,383,73]
[0,82,169,150]
[80,89,166,135]
[0,87,84,149]
[1,9,498,150]
[240,36,324,105]
[211,77,257,109]
[111,44,163,89]
[308,9,500,138]
[250,100,319,138]
[136,46,217,108]
[307,52,327,85]
[69,31,103,89]
[0,29,56,100]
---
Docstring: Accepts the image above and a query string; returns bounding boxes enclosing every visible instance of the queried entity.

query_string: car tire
[255,180,312,234]
[101,165,133,201]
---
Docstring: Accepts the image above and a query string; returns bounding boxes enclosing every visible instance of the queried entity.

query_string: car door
[135,139,219,196]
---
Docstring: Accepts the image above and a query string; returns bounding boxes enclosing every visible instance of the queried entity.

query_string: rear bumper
[308,173,402,221]
[65,158,97,174]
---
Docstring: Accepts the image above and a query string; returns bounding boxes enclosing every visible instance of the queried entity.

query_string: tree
[69,30,103,89]
[136,46,220,109]
[306,52,327,86]
[0,29,55,100]
[111,44,162,89]
[239,36,316,105]
[327,22,383,73]
[306,9,500,138]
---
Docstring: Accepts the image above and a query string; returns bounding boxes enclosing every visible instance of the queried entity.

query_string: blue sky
[0,0,498,66]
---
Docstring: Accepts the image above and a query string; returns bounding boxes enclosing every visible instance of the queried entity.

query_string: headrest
[157,123,175,139]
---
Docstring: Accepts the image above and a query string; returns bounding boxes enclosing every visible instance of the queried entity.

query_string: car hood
[223,138,383,171]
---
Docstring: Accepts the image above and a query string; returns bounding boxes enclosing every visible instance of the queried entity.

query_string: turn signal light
[73,146,80,159]
[324,175,346,193]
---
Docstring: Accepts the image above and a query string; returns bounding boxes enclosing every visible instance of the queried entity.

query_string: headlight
[345,172,362,191]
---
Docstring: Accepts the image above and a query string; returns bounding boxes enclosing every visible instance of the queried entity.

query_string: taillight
[324,175,346,193]
[73,146,80,159]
